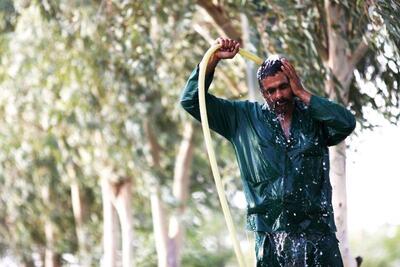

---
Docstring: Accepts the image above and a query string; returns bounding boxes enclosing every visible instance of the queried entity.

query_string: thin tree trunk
[101,178,118,267]
[114,179,134,267]
[240,13,263,102]
[325,1,357,266]
[327,88,355,267]
[144,120,169,267]
[146,120,196,267]
[151,184,169,267]
[42,186,61,267]
[329,142,352,266]
[44,221,57,267]
[70,181,88,264]
[71,181,84,244]
[67,162,89,265]
[168,122,195,267]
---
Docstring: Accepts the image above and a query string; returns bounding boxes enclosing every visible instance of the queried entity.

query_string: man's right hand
[206,37,240,74]
[213,37,240,60]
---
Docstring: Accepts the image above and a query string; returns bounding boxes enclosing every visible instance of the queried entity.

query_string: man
[180,37,355,266]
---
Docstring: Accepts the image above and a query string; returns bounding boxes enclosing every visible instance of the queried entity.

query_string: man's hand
[280,58,312,105]
[206,37,240,74]
[213,37,240,60]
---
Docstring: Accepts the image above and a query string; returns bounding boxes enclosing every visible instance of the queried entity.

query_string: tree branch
[196,0,242,42]
[315,0,329,61]
[350,36,369,68]
[143,119,161,168]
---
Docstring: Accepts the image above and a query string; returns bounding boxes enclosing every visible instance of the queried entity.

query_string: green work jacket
[180,65,356,234]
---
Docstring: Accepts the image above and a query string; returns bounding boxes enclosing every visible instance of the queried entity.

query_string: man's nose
[275,90,283,99]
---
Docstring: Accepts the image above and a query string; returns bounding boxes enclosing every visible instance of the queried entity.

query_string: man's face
[261,71,294,115]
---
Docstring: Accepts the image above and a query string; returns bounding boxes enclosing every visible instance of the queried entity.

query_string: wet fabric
[180,65,356,234]
[254,231,343,267]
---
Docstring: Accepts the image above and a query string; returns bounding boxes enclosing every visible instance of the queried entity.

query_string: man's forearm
[206,54,220,75]
[297,90,312,105]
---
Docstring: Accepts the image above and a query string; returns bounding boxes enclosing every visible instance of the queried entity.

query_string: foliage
[350,225,400,267]
[245,0,399,127]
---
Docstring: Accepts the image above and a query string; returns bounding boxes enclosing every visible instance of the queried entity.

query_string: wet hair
[257,55,283,91]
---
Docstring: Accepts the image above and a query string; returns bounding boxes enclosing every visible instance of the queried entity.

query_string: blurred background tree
[0,0,398,267]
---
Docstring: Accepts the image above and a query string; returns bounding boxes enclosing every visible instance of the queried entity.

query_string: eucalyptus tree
[0,1,138,265]
[1,1,242,266]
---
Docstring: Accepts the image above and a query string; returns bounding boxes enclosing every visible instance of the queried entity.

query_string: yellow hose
[198,44,262,267]
[238,48,264,65]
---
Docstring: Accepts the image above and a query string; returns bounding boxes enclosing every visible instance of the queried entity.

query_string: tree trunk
[324,1,362,266]
[240,13,263,102]
[67,162,90,265]
[168,122,194,267]
[70,180,88,264]
[151,184,169,267]
[329,142,353,266]
[146,120,195,267]
[114,179,134,267]
[144,119,169,267]
[42,186,61,267]
[101,178,118,267]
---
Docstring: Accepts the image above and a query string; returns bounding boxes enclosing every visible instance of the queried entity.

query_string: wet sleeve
[309,95,356,146]
[180,65,238,140]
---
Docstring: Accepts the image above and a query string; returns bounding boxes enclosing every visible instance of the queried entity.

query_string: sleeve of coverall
[180,65,238,140]
[309,95,356,146]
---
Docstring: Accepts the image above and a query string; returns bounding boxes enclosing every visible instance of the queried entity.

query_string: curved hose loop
[198,44,263,267]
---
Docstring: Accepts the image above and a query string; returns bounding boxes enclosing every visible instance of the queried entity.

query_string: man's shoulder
[231,99,264,113]
[231,99,263,107]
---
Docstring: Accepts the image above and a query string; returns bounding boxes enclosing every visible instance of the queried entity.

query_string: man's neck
[276,102,294,120]
[277,104,294,139]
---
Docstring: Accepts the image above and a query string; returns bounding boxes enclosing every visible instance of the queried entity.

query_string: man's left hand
[280,58,311,105]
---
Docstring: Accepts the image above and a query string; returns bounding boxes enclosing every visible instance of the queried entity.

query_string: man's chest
[235,110,326,165]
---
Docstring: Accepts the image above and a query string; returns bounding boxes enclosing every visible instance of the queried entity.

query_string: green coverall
[180,65,356,266]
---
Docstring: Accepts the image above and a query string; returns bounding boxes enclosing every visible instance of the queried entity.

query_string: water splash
[276,113,285,122]
[322,161,328,171]
[264,232,335,267]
